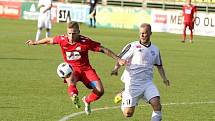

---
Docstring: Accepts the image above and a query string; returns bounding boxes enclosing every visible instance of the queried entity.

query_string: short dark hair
[67,21,79,30]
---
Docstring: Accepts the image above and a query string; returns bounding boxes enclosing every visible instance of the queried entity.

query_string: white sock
[46,31,51,38]
[36,29,42,41]
[151,111,162,121]
[121,105,124,112]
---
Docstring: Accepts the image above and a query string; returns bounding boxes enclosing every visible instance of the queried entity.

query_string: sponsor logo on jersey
[151,50,155,56]
[136,45,141,48]
[76,46,81,51]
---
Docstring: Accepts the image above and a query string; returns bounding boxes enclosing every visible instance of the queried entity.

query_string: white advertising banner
[151,9,215,37]
[57,4,89,23]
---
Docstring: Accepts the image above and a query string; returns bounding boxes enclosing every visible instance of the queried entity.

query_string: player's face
[139,27,151,44]
[67,28,80,42]
[186,0,191,4]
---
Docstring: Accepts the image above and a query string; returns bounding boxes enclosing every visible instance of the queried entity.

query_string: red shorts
[64,66,100,89]
[184,22,194,30]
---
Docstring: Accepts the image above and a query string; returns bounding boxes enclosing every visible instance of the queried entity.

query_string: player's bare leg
[150,96,162,121]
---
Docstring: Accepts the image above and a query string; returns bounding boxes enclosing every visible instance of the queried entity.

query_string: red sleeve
[53,36,62,44]
[88,39,101,52]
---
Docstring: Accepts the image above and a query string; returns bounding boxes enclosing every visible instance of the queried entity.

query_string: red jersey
[53,35,101,69]
[182,4,197,23]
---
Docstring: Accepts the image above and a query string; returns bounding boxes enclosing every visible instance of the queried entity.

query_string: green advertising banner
[21,2,39,20]
[96,6,151,29]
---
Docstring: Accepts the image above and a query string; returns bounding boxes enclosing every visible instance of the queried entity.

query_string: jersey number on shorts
[126,99,131,105]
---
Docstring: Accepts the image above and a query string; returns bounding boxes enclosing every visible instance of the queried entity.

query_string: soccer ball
[57,62,73,78]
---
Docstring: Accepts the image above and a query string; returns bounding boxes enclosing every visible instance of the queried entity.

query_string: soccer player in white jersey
[111,23,170,121]
[36,0,52,41]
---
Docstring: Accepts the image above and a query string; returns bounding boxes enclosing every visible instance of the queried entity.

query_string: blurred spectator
[89,0,98,28]
[36,0,53,41]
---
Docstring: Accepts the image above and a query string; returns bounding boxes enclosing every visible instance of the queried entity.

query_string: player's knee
[123,110,134,117]
[93,88,104,97]
[155,103,162,111]
[90,81,104,96]
[152,102,162,111]
[150,97,162,111]
[97,88,104,96]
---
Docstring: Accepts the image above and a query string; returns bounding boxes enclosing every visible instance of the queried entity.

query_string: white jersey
[37,0,52,28]
[120,41,162,90]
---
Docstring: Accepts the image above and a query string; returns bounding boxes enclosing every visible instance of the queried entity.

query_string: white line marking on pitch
[59,101,215,121]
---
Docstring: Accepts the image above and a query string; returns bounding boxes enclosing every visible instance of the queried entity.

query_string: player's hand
[111,69,118,76]
[25,40,36,45]
[163,79,170,86]
[118,59,126,66]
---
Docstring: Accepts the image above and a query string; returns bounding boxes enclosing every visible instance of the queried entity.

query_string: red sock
[85,92,100,104]
[67,85,78,96]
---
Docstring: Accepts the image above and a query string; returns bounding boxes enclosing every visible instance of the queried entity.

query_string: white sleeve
[119,43,133,60]
[154,51,162,66]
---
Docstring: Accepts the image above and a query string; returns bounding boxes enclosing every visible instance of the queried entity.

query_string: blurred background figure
[36,0,53,41]
[89,0,98,28]
[182,0,197,43]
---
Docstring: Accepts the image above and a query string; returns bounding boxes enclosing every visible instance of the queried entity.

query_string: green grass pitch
[0,18,215,121]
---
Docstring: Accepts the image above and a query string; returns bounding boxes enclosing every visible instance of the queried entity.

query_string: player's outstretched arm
[25,37,54,46]
[99,46,126,66]
[156,65,170,86]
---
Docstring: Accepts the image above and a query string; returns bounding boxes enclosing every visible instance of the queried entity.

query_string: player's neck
[140,41,151,47]
[186,3,191,6]
[69,41,76,44]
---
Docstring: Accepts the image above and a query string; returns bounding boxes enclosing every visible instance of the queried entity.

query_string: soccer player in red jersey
[182,0,197,43]
[26,21,126,115]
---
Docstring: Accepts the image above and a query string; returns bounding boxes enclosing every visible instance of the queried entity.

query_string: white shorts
[121,82,160,108]
[37,13,51,29]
